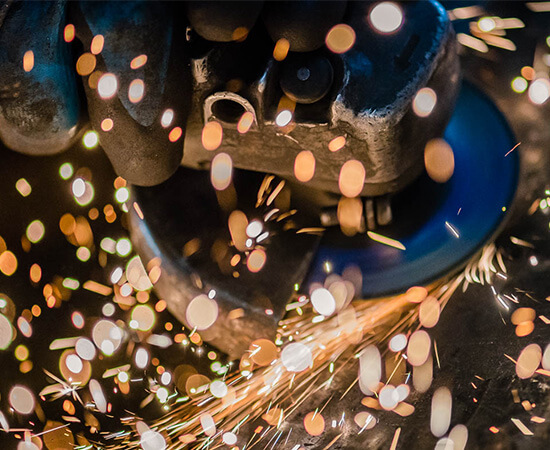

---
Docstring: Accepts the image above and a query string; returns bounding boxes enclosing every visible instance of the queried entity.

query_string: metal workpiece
[333,0,460,195]
[130,168,321,358]
[75,1,192,186]
[0,0,82,155]
[181,0,460,197]
[0,0,458,194]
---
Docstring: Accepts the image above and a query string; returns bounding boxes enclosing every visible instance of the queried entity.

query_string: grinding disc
[309,82,519,297]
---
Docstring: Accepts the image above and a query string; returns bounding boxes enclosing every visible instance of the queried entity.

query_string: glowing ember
[83,130,99,149]
[237,111,255,133]
[0,251,17,276]
[413,87,437,117]
[457,33,489,53]
[448,424,469,450]
[9,386,35,415]
[511,76,528,93]
[478,17,496,32]
[135,347,149,369]
[140,430,166,450]
[359,345,382,393]
[97,73,118,99]
[304,411,325,436]
[90,34,104,55]
[92,320,122,356]
[131,54,148,69]
[275,109,292,127]
[15,178,31,197]
[29,263,41,283]
[23,50,34,72]
[339,159,365,197]
[246,220,262,238]
[281,342,312,372]
[128,79,145,103]
[395,384,410,402]
[66,354,83,374]
[419,296,441,328]
[528,78,550,105]
[228,210,248,252]
[161,109,174,128]
[64,24,75,42]
[89,379,107,413]
[294,150,316,182]
[76,53,96,76]
[522,66,535,80]
[73,180,94,206]
[75,338,96,361]
[310,288,336,316]
[26,220,45,244]
[424,138,455,183]
[201,121,223,150]
[101,118,114,131]
[431,387,452,437]
[325,24,356,53]
[200,413,216,437]
[116,238,132,257]
[328,136,346,152]
[369,2,404,33]
[131,305,156,331]
[210,152,233,191]
[406,286,428,303]
[168,127,183,142]
[511,307,536,324]
[337,197,363,236]
[355,411,377,430]
[210,380,228,398]
[71,312,85,329]
[126,256,153,291]
[379,385,399,410]
[516,343,542,379]
[516,321,534,337]
[0,313,14,350]
[222,432,237,445]
[250,339,278,366]
[407,330,431,366]
[59,163,73,180]
[389,334,408,352]
[186,294,218,330]
[115,186,130,203]
[247,248,267,273]
[273,38,290,61]
[367,231,406,251]
[17,317,32,337]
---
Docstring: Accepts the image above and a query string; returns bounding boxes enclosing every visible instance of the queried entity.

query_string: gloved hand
[0,0,347,186]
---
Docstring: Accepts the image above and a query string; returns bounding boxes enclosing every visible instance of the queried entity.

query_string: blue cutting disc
[308,82,519,297]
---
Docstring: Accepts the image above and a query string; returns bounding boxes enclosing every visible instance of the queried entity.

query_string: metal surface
[181,0,460,197]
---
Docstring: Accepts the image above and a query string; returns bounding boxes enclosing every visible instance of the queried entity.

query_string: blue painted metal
[309,82,519,297]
